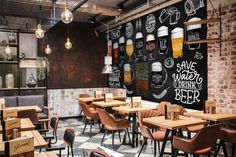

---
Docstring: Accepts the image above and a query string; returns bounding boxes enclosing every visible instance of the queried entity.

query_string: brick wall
[207,1,236,113]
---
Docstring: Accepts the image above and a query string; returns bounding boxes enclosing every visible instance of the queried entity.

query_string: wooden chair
[78,93,90,117]
[173,124,221,157]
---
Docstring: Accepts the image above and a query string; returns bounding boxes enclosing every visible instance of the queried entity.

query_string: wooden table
[92,100,127,108]
[184,111,236,122]
[0,118,35,133]
[113,105,157,148]
[143,116,206,157]
[0,130,48,155]
[77,96,126,104]
[6,105,42,112]
[36,152,58,157]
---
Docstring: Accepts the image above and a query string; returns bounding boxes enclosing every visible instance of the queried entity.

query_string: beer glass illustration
[185,0,204,16]
[151,62,163,88]
[146,34,156,60]
[124,63,132,84]
[107,40,112,56]
[126,39,134,62]
[113,43,119,64]
[158,26,168,54]
[171,27,184,58]
[187,17,201,50]
[159,9,170,23]
[119,37,125,58]
[135,32,144,57]
[169,7,180,25]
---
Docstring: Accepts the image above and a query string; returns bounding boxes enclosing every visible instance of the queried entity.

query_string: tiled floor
[42,118,229,157]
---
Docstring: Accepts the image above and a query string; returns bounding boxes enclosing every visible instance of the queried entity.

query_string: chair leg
[137,138,147,157]
[112,131,115,150]
[214,142,221,157]
[82,119,88,134]
[71,146,74,157]
[232,143,235,157]
[126,128,131,143]
[118,130,121,142]
[67,146,70,157]
[222,141,228,157]
[101,130,107,145]
[154,140,157,157]
[187,131,191,139]
[89,120,93,138]
[157,141,160,154]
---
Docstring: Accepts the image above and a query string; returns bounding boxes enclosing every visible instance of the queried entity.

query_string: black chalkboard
[109,0,207,110]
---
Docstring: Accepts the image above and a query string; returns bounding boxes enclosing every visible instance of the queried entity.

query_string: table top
[0,130,48,155]
[78,96,125,103]
[143,116,206,130]
[184,111,236,122]
[36,152,58,157]
[112,105,157,114]
[6,105,42,112]
[0,118,35,133]
[92,100,127,108]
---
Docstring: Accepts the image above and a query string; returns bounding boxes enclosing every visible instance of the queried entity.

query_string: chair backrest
[63,128,75,148]
[156,101,186,116]
[190,124,221,152]
[17,109,39,124]
[80,102,94,118]
[50,116,59,132]
[79,94,90,98]
[138,109,161,128]
[88,149,110,157]
[97,108,116,128]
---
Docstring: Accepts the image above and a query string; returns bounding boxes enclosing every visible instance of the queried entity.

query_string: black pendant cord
[39,5,42,25]
[67,24,70,38]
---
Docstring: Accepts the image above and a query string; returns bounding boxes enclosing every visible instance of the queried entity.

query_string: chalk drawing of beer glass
[158,26,168,54]
[187,17,201,50]
[185,0,204,16]
[126,39,134,62]
[169,7,180,25]
[146,34,156,61]
[171,27,184,58]
[135,32,144,58]
[159,9,170,23]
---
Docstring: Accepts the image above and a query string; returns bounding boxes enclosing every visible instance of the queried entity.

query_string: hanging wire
[67,24,69,38]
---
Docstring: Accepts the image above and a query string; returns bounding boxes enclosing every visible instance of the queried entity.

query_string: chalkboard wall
[108,0,207,110]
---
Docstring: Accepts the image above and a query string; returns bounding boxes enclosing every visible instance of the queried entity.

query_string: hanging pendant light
[61,0,73,24]
[45,44,52,54]
[5,45,11,54]
[65,38,72,49]
[35,24,44,38]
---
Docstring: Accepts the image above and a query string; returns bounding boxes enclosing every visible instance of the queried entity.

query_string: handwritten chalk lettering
[173,61,203,105]
[145,14,156,33]
[126,22,133,38]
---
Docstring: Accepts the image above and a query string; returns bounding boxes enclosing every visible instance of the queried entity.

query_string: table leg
[132,113,136,148]
[159,129,170,157]
[171,130,177,157]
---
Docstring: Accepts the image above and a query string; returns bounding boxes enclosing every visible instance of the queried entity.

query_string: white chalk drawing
[135,32,144,59]
[185,0,204,16]
[135,18,142,31]
[151,68,168,89]
[152,87,170,99]
[145,14,156,33]
[194,51,203,60]
[110,30,120,40]
[159,7,180,25]
[126,22,133,38]
[123,84,134,95]
[109,65,121,88]
[164,57,175,68]
[172,61,203,104]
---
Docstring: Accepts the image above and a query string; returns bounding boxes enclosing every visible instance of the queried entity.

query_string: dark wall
[44,21,107,89]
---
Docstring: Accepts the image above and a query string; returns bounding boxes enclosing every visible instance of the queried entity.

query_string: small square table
[92,100,127,108]
[6,105,42,112]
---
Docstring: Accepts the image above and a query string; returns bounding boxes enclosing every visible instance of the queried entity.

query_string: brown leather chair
[79,94,90,116]
[138,110,171,157]
[46,128,76,157]
[97,108,131,150]
[215,128,236,157]
[88,149,110,157]
[173,124,221,157]
[80,101,100,138]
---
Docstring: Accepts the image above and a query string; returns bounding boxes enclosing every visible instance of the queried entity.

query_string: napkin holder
[165,104,180,120]
[2,118,21,141]
[204,100,216,114]
[131,96,142,108]
[94,91,103,98]
[105,93,113,103]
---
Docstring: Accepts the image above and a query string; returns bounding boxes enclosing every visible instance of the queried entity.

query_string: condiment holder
[131,96,142,108]
[165,104,180,120]
[204,100,216,114]
[94,91,103,98]
[105,93,113,103]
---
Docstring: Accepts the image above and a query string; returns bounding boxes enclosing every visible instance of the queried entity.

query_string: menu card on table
[105,93,113,103]
[131,96,142,108]
[165,104,180,120]
[204,100,216,114]
[94,91,103,98]
[2,118,21,141]
[5,137,34,157]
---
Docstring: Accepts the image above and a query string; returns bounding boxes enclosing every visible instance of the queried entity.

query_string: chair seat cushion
[187,124,204,132]
[193,147,212,155]
[152,131,171,141]
[38,112,48,119]
[220,128,236,143]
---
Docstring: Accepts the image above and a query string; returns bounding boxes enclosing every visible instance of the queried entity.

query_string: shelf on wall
[0,61,19,64]
[184,18,221,25]
[19,59,42,68]
[20,87,47,90]
[0,88,18,91]
[185,38,221,45]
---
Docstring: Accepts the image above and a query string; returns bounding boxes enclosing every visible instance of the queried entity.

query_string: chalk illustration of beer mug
[119,37,125,58]
[135,32,144,57]
[171,27,184,58]
[169,7,180,25]
[159,9,170,23]
[146,34,156,60]
[185,0,204,16]
[126,39,134,62]
[151,62,164,88]
[158,26,168,54]
[187,17,201,50]
[113,43,119,64]
[124,63,132,84]
[107,40,112,56]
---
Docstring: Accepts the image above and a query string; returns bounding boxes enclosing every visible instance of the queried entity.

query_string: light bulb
[61,6,73,24]
[45,44,52,54]
[65,38,72,49]
[35,24,44,38]
[5,45,11,54]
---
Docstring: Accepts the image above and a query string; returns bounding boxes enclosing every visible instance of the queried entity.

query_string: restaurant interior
[0,0,235,156]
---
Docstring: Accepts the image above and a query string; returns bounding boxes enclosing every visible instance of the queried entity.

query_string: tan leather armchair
[173,124,221,156]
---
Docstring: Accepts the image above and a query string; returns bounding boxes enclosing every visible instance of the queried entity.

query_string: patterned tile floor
[42,118,229,157]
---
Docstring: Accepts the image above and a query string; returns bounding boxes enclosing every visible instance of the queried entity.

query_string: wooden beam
[7,0,65,8]
[78,3,120,16]
[98,0,182,31]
